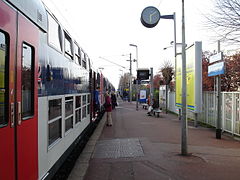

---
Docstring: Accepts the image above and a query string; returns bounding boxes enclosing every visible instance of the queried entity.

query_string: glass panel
[82,53,87,69]
[75,109,81,123]
[87,94,90,103]
[83,95,86,105]
[64,33,73,59]
[87,105,90,115]
[48,119,61,145]
[49,99,62,120]
[0,32,7,126]
[48,14,61,51]
[65,116,73,132]
[65,100,73,117]
[82,106,86,118]
[74,43,81,65]
[76,96,81,108]
[22,43,34,118]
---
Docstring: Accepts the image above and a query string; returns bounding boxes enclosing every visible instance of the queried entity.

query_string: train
[0,0,115,179]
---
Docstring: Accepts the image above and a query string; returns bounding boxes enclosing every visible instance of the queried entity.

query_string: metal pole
[181,0,188,155]
[216,40,222,139]
[136,47,139,110]
[150,68,154,105]
[129,53,132,102]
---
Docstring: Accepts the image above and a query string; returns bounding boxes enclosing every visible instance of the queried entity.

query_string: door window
[22,43,34,119]
[0,31,8,127]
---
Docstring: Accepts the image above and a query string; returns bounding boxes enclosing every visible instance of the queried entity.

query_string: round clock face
[141,6,161,28]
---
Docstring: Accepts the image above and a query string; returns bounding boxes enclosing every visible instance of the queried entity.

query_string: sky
[42,0,221,88]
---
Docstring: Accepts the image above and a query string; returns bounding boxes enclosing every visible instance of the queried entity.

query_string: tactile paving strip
[93,138,144,158]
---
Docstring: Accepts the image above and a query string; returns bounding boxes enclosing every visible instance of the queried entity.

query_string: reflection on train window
[48,13,62,51]
[64,32,73,59]
[22,43,34,119]
[48,99,62,146]
[65,96,73,132]
[75,96,81,123]
[74,43,81,65]
[0,31,8,127]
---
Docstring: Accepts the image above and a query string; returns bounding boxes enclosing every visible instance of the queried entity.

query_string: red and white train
[0,0,114,179]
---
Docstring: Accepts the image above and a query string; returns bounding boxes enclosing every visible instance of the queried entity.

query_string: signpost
[208,41,223,139]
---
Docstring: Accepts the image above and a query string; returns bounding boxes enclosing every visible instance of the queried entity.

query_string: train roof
[6,0,47,32]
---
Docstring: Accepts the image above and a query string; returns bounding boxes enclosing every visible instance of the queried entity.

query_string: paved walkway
[68,100,240,180]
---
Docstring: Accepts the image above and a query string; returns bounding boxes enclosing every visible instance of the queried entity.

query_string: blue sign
[208,62,225,76]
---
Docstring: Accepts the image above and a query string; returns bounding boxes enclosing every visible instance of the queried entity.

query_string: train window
[0,31,8,127]
[65,96,73,132]
[48,99,62,146]
[74,43,81,65]
[87,94,90,115]
[64,32,73,60]
[82,53,87,69]
[48,14,62,52]
[82,106,86,119]
[82,95,87,105]
[22,43,34,119]
[75,96,81,123]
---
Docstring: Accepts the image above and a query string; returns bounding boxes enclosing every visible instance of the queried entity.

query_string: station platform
[68,100,240,180]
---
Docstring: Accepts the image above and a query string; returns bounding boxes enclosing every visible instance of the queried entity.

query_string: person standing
[104,92,113,126]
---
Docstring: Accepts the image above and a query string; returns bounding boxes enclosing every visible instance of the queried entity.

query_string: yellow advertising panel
[175,42,202,113]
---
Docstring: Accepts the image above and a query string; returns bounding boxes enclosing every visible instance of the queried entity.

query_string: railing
[166,91,240,136]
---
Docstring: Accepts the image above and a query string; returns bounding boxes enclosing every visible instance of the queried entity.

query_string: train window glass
[80,49,84,67]
[87,105,90,115]
[65,96,73,132]
[76,96,81,108]
[48,14,61,51]
[82,95,86,105]
[22,43,34,119]
[87,94,90,104]
[75,96,81,123]
[48,119,61,146]
[65,97,73,117]
[0,32,8,127]
[74,43,81,65]
[64,32,73,59]
[49,99,62,120]
[75,109,81,123]
[65,117,73,132]
[48,99,62,146]
[82,106,86,119]
[82,53,87,69]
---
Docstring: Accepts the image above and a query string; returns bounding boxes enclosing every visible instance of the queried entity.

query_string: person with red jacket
[104,92,113,126]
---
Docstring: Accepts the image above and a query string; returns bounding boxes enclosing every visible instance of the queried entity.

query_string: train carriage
[0,0,112,179]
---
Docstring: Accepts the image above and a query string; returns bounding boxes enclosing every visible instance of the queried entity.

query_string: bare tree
[206,0,240,43]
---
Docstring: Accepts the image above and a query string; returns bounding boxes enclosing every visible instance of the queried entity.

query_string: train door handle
[10,103,15,128]
[17,102,22,125]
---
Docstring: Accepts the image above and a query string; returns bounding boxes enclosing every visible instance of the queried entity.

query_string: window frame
[21,42,35,120]
[65,96,74,133]
[48,97,63,148]
[47,12,62,52]
[0,30,9,128]
[74,42,81,65]
[64,31,73,60]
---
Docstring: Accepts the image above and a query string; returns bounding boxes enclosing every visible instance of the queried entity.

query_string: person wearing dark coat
[104,92,113,126]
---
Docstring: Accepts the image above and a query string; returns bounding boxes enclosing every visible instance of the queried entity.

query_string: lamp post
[181,0,188,156]
[129,44,139,110]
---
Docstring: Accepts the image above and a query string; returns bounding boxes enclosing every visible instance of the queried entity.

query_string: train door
[15,13,39,180]
[0,1,17,180]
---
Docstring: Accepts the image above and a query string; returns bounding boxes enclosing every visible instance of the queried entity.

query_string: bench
[142,103,148,110]
[153,109,162,117]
